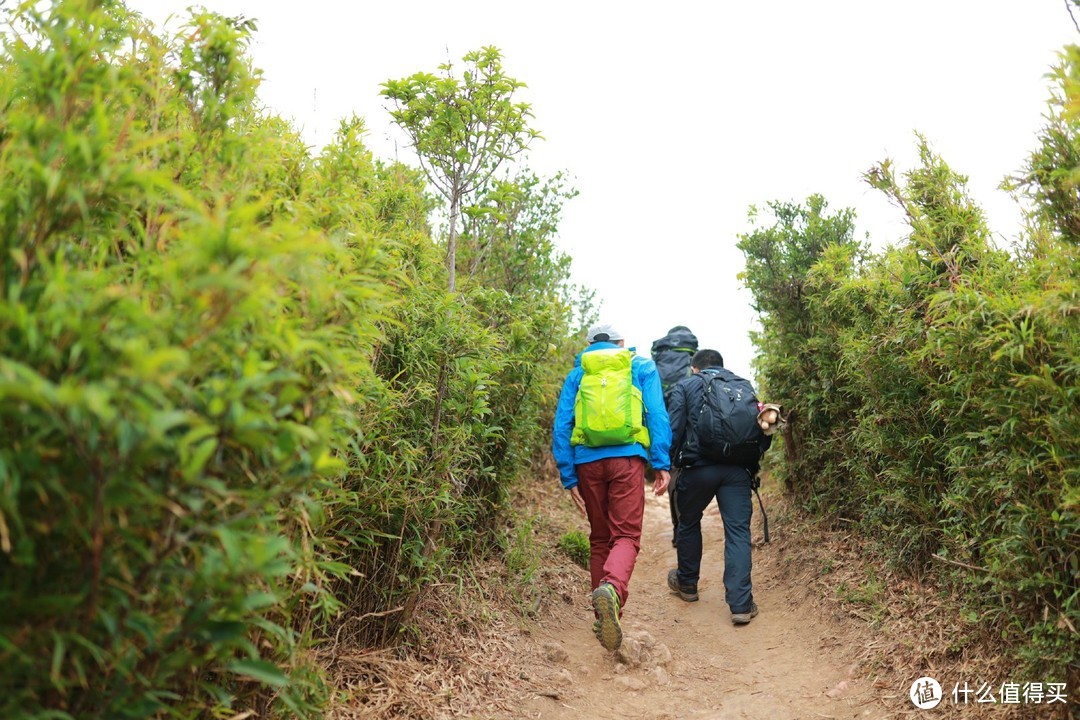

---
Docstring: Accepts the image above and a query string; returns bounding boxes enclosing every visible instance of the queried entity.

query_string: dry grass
[317,589,527,719]
[317,475,588,720]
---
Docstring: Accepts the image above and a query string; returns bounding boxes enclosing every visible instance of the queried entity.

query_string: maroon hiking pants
[576,456,646,608]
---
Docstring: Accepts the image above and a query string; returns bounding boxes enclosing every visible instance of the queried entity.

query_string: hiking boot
[667,568,699,602]
[731,602,759,625]
[591,583,623,651]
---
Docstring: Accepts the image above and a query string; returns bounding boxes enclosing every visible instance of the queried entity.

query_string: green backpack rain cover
[571,348,651,449]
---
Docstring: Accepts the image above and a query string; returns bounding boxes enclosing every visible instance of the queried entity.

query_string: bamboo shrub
[0,2,582,716]
[740,132,1077,680]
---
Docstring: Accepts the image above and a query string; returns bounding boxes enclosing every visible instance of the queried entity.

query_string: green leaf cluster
[741,99,1078,681]
[557,530,590,570]
[382,46,543,293]
[381,46,539,204]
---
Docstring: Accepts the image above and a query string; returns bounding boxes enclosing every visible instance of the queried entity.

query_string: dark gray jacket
[651,326,699,405]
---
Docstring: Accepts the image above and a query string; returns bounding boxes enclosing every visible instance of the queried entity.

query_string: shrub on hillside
[740,107,1077,684]
[0,4,585,717]
[0,4,384,716]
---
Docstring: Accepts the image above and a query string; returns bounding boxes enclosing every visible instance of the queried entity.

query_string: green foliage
[500,514,545,619]
[457,171,581,506]
[0,2,583,717]
[836,570,885,619]
[741,123,1078,680]
[316,147,582,653]
[381,46,539,200]
[737,195,864,499]
[1007,44,1080,244]
[557,530,590,570]
[354,49,580,556]
[382,46,541,291]
[0,2,365,717]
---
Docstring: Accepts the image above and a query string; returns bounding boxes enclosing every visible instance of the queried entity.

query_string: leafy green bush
[740,71,1078,682]
[0,3,373,717]
[321,49,585,652]
[0,2,583,717]
[558,530,590,569]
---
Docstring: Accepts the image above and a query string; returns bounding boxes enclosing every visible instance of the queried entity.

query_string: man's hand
[757,402,786,436]
[653,469,671,495]
[569,485,587,516]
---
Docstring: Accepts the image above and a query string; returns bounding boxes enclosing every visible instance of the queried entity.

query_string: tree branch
[931,553,989,574]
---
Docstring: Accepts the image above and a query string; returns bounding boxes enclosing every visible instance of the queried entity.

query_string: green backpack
[571,348,651,449]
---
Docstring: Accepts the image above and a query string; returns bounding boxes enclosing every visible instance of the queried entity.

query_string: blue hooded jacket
[551,342,672,489]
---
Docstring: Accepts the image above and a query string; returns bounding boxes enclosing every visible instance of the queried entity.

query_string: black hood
[651,326,699,354]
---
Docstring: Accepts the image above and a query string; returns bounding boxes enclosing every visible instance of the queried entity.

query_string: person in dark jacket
[651,326,699,405]
[650,326,698,544]
[665,348,772,625]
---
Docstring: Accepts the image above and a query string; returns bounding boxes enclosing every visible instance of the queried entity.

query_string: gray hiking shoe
[667,568,699,602]
[591,582,623,651]
[731,602,759,625]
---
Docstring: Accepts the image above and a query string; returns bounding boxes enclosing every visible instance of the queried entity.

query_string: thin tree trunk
[447,197,459,293]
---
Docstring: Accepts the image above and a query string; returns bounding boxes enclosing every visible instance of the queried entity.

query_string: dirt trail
[513,489,893,720]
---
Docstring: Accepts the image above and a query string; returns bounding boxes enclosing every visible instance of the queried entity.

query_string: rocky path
[511,488,897,720]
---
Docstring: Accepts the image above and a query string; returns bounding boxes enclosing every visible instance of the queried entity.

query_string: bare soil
[510,485,895,720]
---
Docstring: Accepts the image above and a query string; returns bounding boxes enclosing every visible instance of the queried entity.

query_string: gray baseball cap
[586,322,624,344]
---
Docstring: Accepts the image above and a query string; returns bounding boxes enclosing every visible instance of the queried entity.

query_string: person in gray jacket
[651,326,698,545]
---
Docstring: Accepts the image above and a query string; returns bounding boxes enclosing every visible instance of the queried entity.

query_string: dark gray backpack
[692,369,762,468]
[651,326,698,406]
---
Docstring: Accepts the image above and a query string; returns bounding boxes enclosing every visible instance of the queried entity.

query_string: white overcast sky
[129,0,1078,380]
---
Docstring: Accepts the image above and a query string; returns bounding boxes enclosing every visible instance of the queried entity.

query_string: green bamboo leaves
[0,5,580,718]
[740,143,1078,681]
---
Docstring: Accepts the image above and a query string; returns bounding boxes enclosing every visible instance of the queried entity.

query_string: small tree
[382,46,540,292]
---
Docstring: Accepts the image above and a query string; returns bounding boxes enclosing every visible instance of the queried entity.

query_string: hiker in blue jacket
[665,348,772,625]
[552,322,672,651]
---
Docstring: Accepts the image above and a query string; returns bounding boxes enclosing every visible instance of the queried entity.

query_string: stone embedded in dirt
[615,630,673,670]
[542,641,569,664]
[650,666,671,686]
[577,664,591,678]
[556,668,574,686]
[616,636,645,666]
[825,680,850,699]
[613,675,648,691]
[650,642,673,667]
[708,654,730,670]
